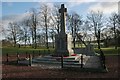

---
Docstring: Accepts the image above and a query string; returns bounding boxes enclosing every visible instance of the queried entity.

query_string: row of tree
[2,3,120,49]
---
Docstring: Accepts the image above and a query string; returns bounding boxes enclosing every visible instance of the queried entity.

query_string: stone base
[54,50,69,57]
[54,33,69,57]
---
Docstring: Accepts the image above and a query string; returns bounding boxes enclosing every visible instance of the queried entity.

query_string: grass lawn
[95,47,120,56]
[1,47,55,55]
[1,46,120,56]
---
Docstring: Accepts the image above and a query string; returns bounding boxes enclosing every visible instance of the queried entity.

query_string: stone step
[19,55,102,69]
[32,59,84,65]
[63,62,84,65]
[34,58,77,62]
[63,58,76,60]
[32,60,61,64]
[33,55,91,64]
[34,56,77,61]
[63,65,82,68]
[63,60,79,63]
[34,58,57,61]
[34,57,82,63]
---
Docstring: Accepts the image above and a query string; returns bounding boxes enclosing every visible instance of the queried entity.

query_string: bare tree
[67,12,83,48]
[7,22,21,47]
[116,14,120,48]
[87,11,104,49]
[20,19,31,47]
[36,33,45,47]
[101,28,113,47]
[81,20,93,45]
[29,8,39,49]
[49,29,56,48]
[46,4,61,48]
[39,3,52,49]
[51,4,61,34]
[109,13,118,49]
[0,23,6,38]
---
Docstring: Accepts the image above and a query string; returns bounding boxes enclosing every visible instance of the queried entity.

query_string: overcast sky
[0,0,120,40]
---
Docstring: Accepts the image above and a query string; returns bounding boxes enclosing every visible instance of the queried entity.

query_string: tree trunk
[57,21,60,34]
[32,31,34,48]
[113,23,117,49]
[73,37,75,48]
[45,15,49,49]
[34,28,37,49]
[25,39,26,48]
[97,30,101,49]
[13,36,16,47]
[24,33,27,48]
[52,35,54,48]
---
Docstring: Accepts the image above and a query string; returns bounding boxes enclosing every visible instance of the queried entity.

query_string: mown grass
[1,47,120,56]
[2,47,55,55]
[94,47,120,56]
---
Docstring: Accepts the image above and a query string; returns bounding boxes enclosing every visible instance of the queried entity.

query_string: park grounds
[1,47,120,79]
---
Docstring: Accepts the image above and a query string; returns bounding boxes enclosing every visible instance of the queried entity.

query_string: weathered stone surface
[55,4,73,56]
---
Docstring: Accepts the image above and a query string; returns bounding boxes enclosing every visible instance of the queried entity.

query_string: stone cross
[59,4,67,34]
[55,4,71,56]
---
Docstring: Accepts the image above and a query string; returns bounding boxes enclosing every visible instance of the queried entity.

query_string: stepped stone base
[19,54,103,69]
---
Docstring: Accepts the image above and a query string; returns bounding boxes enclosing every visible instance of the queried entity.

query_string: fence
[5,51,84,68]
[5,49,52,66]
